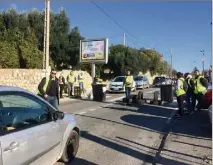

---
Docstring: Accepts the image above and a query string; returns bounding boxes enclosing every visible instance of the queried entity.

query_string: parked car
[208,104,212,124]
[153,76,167,87]
[202,83,212,109]
[134,76,149,89]
[109,76,136,93]
[0,86,80,165]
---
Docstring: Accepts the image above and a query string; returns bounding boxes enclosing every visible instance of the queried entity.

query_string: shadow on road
[80,131,190,165]
[65,157,98,165]
[103,104,175,119]
[76,114,163,134]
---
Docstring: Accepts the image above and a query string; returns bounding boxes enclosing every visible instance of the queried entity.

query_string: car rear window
[154,77,166,82]
[134,76,143,81]
[113,77,125,82]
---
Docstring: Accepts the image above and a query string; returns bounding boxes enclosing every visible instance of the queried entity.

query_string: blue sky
[1,1,212,73]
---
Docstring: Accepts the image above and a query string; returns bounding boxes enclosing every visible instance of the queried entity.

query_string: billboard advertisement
[79,38,108,64]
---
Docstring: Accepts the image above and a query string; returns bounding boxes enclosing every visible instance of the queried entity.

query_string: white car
[208,104,212,124]
[0,86,80,165]
[134,76,149,89]
[108,76,136,93]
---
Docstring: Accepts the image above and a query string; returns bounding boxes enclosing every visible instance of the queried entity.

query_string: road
[55,88,212,165]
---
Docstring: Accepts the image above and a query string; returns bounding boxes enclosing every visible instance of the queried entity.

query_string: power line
[89,0,151,49]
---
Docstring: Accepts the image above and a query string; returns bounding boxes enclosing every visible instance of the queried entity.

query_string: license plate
[113,88,119,91]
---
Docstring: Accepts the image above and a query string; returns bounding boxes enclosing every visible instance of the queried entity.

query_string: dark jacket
[186,77,195,91]
[195,75,208,89]
[38,77,60,104]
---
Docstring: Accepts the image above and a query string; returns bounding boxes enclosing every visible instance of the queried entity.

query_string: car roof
[0,85,32,94]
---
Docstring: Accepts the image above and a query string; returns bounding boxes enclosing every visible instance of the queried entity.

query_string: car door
[0,92,62,165]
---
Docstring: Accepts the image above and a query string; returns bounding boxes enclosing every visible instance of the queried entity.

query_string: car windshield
[134,76,143,81]
[113,77,125,82]
[154,77,166,83]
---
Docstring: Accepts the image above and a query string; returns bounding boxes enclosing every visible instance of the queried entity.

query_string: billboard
[79,38,108,64]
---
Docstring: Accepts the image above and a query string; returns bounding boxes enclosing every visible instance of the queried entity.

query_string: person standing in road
[184,73,195,113]
[58,74,66,99]
[38,70,59,109]
[78,72,85,96]
[191,70,208,113]
[67,71,76,98]
[175,72,186,118]
[123,70,134,105]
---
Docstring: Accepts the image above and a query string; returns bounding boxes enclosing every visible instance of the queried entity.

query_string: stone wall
[0,69,93,94]
[0,69,45,93]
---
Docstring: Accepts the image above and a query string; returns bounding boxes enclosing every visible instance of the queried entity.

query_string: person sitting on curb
[38,70,59,109]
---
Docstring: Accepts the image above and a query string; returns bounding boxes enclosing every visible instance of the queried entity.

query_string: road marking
[108,96,124,102]
[166,110,177,124]
[77,111,86,115]
[89,108,96,111]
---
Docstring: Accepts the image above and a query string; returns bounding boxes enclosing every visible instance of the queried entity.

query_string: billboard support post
[91,63,96,80]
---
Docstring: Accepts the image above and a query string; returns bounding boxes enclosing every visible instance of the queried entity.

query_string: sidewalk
[157,109,212,165]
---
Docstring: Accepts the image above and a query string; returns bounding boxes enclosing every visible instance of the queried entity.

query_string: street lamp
[200,50,205,75]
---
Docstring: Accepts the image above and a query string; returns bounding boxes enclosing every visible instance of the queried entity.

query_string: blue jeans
[125,87,131,103]
[45,96,59,109]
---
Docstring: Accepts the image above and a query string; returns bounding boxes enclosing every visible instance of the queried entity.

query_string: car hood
[110,82,123,85]
[135,80,144,83]
[63,113,77,125]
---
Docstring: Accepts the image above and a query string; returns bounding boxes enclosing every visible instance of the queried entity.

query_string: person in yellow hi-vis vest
[175,72,187,118]
[38,70,59,109]
[67,71,76,97]
[191,69,208,113]
[123,70,134,105]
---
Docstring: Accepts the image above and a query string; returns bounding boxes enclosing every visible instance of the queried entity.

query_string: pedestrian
[78,72,84,96]
[58,73,66,99]
[38,70,59,109]
[184,73,195,113]
[123,70,134,105]
[175,72,186,118]
[191,69,208,113]
[67,71,76,98]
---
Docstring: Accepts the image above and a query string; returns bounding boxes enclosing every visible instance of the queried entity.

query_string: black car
[153,77,166,87]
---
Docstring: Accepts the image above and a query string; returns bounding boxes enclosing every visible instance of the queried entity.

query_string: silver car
[134,76,149,89]
[0,86,80,165]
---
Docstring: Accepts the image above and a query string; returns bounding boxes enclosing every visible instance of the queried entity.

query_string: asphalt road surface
[55,87,212,165]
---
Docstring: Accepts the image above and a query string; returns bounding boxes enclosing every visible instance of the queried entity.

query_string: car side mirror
[54,111,64,120]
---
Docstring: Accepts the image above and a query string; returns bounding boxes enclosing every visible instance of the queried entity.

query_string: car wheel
[60,130,80,163]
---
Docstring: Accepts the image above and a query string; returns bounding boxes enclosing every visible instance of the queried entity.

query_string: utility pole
[201,50,205,75]
[170,48,173,78]
[43,0,50,73]
[123,33,126,46]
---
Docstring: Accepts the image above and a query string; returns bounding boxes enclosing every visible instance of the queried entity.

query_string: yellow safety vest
[78,75,84,83]
[68,74,75,83]
[194,76,207,95]
[124,76,133,87]
[175,77,186,97]
[38,77,49,96]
